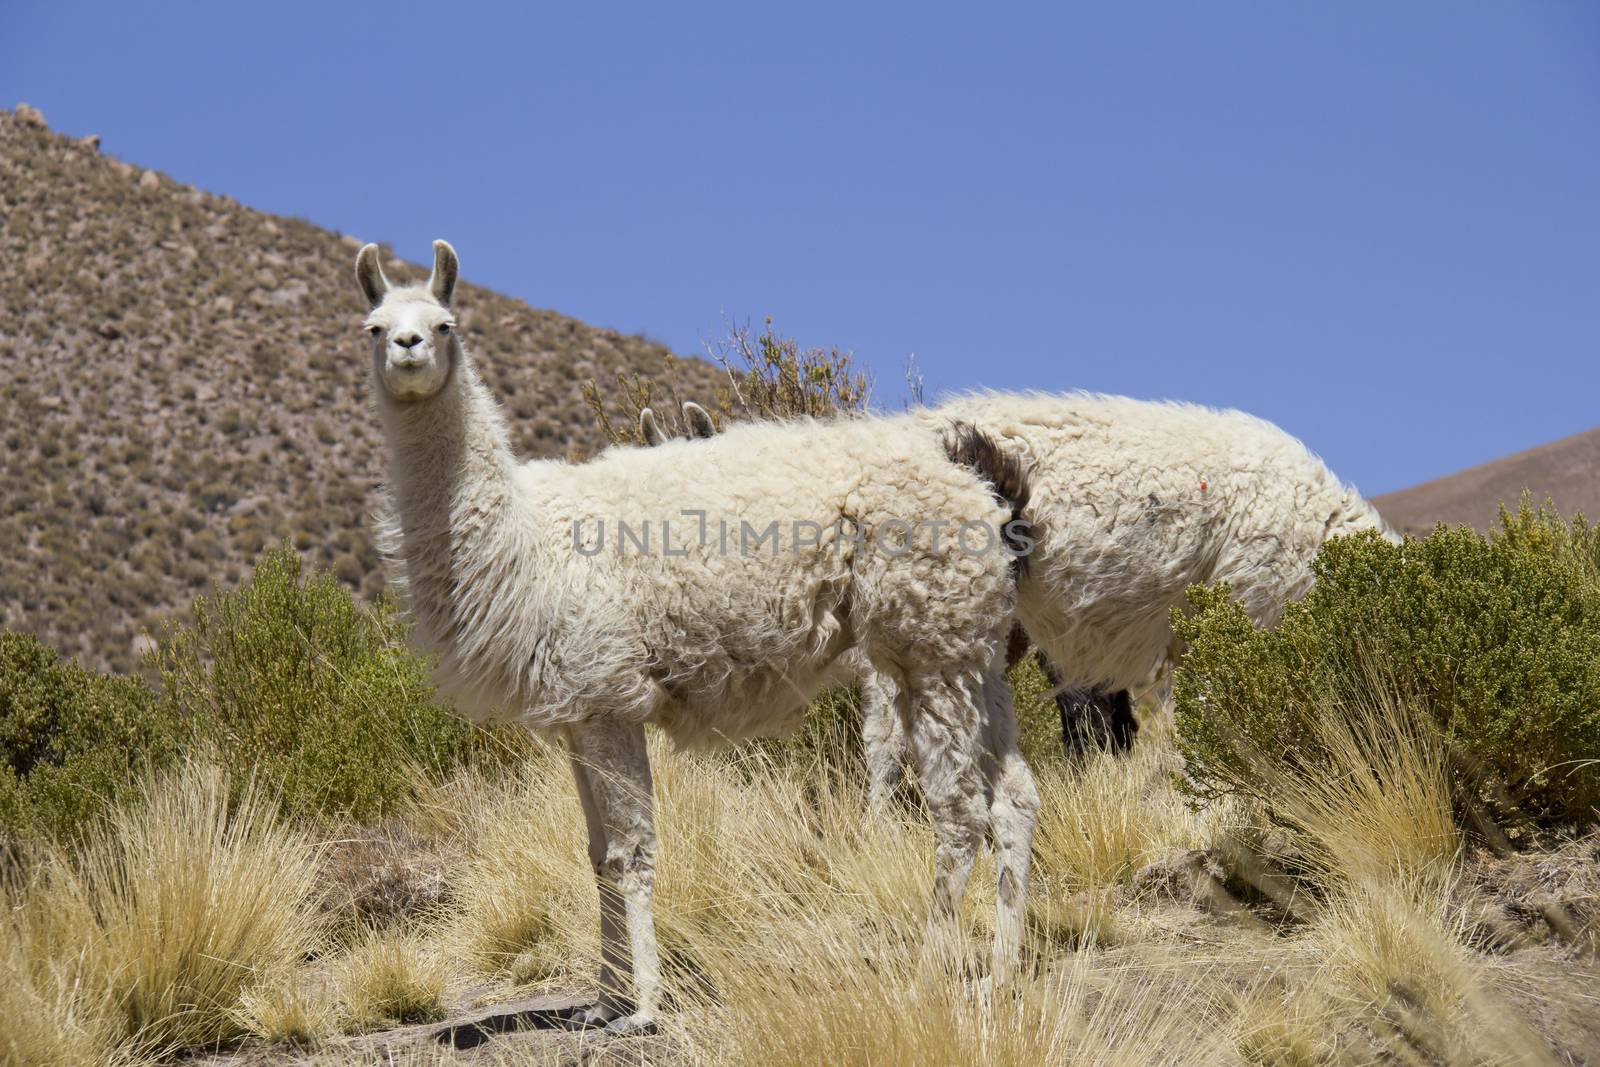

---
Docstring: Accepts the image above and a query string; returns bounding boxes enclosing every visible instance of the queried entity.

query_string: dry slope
[0,106,723,671]
[1375,425,1600,537]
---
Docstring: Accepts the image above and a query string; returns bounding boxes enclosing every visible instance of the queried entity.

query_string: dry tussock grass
[232,968,340,1047]
[0,762,322,1062]
[1032,716,1212,892]
[3,698,1590,1065]
[335,930,452,1028]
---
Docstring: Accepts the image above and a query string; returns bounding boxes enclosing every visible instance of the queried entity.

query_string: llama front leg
[568,720,662,1033]
[569,746,626,1021]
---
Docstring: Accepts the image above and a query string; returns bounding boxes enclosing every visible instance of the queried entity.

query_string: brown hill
[0,106,722,671]
[1374,427,1600,537]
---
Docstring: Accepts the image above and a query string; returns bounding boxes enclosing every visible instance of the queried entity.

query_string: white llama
[356,241,1038,1033]
[912,393,1390,696]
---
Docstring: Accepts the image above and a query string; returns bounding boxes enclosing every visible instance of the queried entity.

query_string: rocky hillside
[1375,426,1600,537]
[0,106,723,671]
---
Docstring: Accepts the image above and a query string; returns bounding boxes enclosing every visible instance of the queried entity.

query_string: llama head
[356,240,460,401]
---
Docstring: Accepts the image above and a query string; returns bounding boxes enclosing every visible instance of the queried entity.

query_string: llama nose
[394,332,423,349]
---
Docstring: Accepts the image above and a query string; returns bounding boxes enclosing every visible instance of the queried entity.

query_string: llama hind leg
[979,655,1039,980]
[567,720,662,1033]
[902,670,989,969]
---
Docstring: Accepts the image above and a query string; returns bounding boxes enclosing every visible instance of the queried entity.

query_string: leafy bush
[0,631,180,839]
[157,545,470,822]
[1009,652,1069,771]
[1173,506,1600,825]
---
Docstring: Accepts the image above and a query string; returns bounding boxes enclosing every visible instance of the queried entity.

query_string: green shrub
[1173,505,1600,825]
[157,545,470,822]
[1009,653,1067,771]
[0,631,180,839]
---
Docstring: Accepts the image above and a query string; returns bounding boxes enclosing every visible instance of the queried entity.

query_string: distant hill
[0,106,723,671]
[1375,427,1600,537]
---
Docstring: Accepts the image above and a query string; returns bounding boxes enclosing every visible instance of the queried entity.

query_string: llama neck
[376,350,526,610]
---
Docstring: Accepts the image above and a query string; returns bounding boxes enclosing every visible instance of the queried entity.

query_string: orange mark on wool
[1199,480,1209,493]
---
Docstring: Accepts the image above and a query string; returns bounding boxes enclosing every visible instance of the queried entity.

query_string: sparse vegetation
[0,665,1594,1063]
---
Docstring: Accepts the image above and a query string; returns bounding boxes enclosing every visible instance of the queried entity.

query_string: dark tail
[942,421,1032,571]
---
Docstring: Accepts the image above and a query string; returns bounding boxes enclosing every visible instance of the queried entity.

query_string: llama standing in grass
[356,241,1038,1033]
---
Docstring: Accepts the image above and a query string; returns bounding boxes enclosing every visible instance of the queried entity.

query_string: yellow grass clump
[0,762,323,1061]
[336,930,452,1028]
[233,967,341,1047]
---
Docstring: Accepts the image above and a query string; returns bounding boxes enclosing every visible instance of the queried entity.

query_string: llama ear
[430,239,459,306]
[683,402,716,439]
[639,408,667,447]
[355,243,389,309]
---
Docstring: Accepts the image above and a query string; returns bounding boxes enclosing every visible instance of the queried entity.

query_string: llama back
[396,412,1015,744]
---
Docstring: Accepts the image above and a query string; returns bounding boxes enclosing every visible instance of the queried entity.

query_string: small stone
[139,169,160,191]
[96,321,122,340]
[341,233,364,248]
[77,133,100,152]
[38,395,62,410]
[130,634,159,661]
[15,102,46,128]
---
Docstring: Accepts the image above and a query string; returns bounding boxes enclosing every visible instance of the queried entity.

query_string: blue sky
[5,2,1596,495]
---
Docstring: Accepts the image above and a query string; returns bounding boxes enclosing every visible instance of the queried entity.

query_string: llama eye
[367,325,382,337]
[437,323,452,334]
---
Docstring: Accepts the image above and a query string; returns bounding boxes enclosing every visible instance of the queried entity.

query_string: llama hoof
[603,1012,658,1036]
[554,1002,624,1030]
